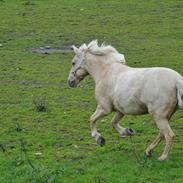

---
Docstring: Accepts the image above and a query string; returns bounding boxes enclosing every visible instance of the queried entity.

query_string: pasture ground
[0,0,183,182]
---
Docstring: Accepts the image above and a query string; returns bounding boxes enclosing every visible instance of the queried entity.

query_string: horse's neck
[85,55,108,84]
[85,55,125,84]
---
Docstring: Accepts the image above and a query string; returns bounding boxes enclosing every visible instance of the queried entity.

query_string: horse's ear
[72,45,80,55]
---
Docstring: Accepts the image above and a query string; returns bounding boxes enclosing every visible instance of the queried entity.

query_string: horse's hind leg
[158,123,175,161]
[155,117,175,161]
[90,105,108,146]
[145,132,164,157]
[112,112,135,137]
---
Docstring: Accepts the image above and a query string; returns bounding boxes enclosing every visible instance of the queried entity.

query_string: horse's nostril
[68,80,72,87]
[68,80,77,87]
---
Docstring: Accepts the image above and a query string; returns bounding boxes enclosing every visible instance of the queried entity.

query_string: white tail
[177,81,183,108]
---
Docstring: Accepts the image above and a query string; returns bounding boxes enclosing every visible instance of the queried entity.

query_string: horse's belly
[114,99,148,115]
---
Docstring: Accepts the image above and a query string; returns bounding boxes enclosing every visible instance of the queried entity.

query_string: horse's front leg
[112,112,135,137]
[90,105,108,146]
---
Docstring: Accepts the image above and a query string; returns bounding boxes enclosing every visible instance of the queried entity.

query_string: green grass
[0,0,183,182]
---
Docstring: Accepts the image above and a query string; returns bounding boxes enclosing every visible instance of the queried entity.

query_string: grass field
[0,0,183,182]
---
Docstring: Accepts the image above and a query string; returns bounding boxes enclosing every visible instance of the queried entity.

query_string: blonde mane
[79,40,126,64]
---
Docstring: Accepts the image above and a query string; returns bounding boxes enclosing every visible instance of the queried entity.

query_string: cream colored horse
[68,40,183,161]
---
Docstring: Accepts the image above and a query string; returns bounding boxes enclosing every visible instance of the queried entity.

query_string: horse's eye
[72,62,75,66]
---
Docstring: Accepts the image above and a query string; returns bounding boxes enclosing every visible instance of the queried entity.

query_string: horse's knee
[166,131,175,141]
[112,121,117,128]
[90,117,95,123]
[170,131,175,138]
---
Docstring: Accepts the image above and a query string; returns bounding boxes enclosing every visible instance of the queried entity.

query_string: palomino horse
[68,40,183,161]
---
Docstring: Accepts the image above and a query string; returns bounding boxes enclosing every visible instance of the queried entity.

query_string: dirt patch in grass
[31,46,73,54]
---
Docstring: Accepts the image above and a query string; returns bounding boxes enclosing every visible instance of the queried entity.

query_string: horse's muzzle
[68,80,77,87]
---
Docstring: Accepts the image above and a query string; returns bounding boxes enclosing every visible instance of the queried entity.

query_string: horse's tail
[177,80,183,109]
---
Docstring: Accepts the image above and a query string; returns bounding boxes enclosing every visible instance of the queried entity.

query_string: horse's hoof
[144,151,152,157]
[158,155,167,161]
[125,128,135,136]
[120,133,126,138]
[97,136,105,147]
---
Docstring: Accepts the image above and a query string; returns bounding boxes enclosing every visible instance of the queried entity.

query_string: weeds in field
[14,123,66,182]
[18,138,36,169]
[33,96,48,112]
[16,143,64,183]
[24,0,34,5]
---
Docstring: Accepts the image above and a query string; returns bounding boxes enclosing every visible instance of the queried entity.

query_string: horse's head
[68,45,89,87]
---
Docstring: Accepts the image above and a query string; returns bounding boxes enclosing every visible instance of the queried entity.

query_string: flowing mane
[87,40,118,55]
[79,40,126,64]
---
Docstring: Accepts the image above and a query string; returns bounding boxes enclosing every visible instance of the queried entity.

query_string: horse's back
[112,66,182,115]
